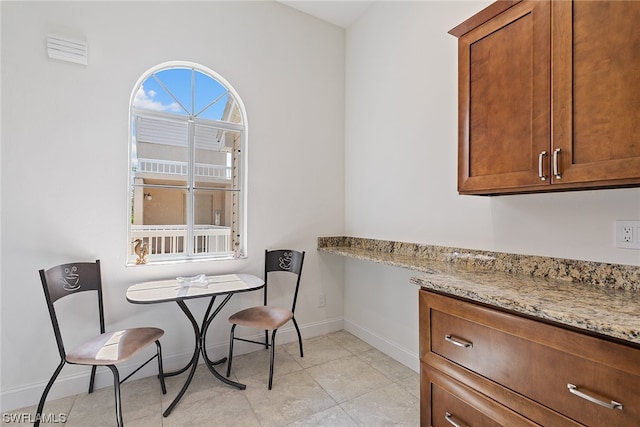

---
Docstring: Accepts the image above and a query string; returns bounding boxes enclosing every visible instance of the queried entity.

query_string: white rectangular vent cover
[47,35,87,65]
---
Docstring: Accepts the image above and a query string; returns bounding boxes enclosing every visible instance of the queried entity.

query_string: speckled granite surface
[411,271,639,345]
[318,236,640,346]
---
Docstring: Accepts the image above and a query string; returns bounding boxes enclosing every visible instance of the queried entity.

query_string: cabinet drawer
[424,364,538,427]
[425,293,640,426]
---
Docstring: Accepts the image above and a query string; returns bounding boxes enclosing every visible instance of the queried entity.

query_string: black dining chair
[36,260,166,427]
[226,249,305,389]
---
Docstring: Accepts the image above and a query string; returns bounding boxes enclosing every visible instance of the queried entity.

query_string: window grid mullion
[187,119,196,257]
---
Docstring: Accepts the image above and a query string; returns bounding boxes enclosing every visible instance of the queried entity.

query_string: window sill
[126,253,246,267]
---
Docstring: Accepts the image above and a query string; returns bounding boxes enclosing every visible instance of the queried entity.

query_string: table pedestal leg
[163,295,246,417]
[201,295,246,389]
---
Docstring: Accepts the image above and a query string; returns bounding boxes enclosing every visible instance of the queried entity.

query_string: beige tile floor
[5,331,420,426]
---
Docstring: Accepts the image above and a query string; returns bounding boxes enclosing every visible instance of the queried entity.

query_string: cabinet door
[553,1,640,185]
[458,1,550,194]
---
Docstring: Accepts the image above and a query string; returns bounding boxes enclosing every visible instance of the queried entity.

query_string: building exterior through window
[128,63,246,264]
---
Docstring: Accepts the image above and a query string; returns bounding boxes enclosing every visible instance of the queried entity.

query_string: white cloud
[133,85,181,112]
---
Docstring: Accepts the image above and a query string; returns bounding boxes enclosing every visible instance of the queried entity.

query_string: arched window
[128,62,247,264]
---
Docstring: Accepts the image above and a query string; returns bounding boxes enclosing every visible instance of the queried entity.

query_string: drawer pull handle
[444,334,473,348]
[445,412,469,427]
[567,384,623,411]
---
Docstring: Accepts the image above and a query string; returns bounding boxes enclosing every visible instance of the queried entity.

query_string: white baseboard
[343,319,420,373]
[0,317,344,413]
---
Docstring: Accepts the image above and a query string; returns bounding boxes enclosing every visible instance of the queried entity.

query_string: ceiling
[279,1,374,28]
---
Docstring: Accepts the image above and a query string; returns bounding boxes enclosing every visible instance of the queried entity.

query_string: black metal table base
[163,295,246,417]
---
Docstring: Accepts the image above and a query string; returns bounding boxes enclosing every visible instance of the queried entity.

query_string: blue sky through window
[134,67,231,121]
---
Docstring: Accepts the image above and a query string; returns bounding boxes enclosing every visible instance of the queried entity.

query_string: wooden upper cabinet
[553,0,640,186]
[451,0,640,195]
[455,1,551,194]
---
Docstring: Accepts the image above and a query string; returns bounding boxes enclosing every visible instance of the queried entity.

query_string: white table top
[126,273,264,304]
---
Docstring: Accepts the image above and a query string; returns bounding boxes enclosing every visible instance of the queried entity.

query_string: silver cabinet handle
[553,148,561,179]
[445,334,473,348]
[567,384,623,411]
[445,412,469,427]
[538,151,547,181]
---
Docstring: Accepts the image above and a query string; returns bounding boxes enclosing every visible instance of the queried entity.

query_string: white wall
[0,1,345,411]
[342,1,640,370]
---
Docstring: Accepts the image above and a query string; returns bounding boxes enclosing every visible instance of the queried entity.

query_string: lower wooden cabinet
[424,364,538,427]
[419,290,640,426]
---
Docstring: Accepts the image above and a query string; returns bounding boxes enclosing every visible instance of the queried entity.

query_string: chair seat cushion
[228,306,293,330]
[66,327,164,365]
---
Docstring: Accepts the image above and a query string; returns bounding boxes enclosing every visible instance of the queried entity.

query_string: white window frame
[127,61,248,265]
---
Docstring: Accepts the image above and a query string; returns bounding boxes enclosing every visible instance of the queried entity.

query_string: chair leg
[292,317,304,358]
[155,340,166,394]
[264,329,269,349]
[226,324,236,377]
[34,360,65,427]
[89,365,97,393]
[268,329,277,390]
[106,365,123,427]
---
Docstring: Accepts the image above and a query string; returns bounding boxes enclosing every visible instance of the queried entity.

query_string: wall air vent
[46,34,88,65]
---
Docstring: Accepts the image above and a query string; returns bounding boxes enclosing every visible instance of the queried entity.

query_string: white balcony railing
[130,225,232,260]
[136,158,232,180]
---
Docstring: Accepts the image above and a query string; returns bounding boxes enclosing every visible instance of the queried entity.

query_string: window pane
[133,77,187,116]
[194,126,240,190]
[195,71,227,120]
[130,187,188,258]
[194,189,232,226]
[193,189,236,255]
[151,68,192,115]
[218,96,243,124]
[133,113,190,187]
[136,187,187,226]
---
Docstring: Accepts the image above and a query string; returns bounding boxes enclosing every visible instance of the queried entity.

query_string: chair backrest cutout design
[41,261,103,303]
[39,260,105,359]
[264,249,305,312]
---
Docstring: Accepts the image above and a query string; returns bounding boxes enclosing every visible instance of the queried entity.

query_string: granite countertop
[318,236,640,346]
[411,270,639,345]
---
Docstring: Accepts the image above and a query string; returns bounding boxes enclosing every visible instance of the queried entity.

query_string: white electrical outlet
[615,220,640,249]
[318,294,326,307]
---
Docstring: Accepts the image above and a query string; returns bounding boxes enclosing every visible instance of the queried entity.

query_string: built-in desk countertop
[318,236,640,346]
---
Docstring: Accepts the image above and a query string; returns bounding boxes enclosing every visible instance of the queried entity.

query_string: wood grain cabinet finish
[419,290,640,426]
[450,0,640,195]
